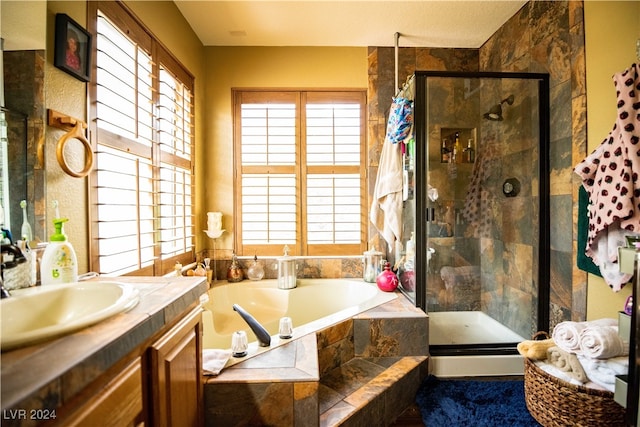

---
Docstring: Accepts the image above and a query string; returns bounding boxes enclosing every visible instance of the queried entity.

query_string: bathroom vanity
[1,276,208,427]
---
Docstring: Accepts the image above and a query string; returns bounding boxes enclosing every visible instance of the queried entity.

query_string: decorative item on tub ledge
[363,248,383,283]
[227,252,243,282]
[246,254,265,281]
[376,261,399,292]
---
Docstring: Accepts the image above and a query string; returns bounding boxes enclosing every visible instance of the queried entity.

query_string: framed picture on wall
[54,13,91,82]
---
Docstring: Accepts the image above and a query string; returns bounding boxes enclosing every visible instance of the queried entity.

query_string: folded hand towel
[578,355,628,392]
[534,361,584,387]
[546,346,588,383]
[534,361,609,391]
[579,325,628,359]
[203,349,232,376]
[551,318,617,354]
[517,338,556,360]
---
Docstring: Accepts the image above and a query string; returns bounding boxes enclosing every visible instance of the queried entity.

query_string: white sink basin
[1,281,140,351]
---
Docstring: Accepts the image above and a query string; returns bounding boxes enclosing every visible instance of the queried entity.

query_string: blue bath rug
[415,376,541,426]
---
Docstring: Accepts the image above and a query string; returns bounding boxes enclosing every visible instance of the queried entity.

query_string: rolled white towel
[578,355,628,392]
[551,318,617,354]
[579,325,628,359]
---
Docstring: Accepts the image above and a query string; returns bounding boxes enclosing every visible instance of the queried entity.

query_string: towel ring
[56,121,93,178]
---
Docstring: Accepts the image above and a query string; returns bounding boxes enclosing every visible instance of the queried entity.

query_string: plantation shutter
[234,90,366,257]
[89,2,194,276]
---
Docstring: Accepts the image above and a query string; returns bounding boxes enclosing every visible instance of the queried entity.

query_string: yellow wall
[584,1,640,319]
[200,46,368,252]
[46,1,90,273]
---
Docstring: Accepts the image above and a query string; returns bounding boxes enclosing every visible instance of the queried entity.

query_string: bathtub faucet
[232,304,271,347]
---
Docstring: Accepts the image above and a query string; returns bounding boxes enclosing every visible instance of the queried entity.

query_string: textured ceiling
[174,1,528,48]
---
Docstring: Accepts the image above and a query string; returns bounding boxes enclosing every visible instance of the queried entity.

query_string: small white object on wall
[206,212,224,238]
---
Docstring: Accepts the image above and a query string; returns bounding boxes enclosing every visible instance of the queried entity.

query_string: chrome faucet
[232,304,271,347]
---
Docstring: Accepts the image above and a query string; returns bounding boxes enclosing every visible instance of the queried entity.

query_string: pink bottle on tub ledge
[376,262,398,292]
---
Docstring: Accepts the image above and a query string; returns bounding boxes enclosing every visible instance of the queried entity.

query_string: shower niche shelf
[439,127,476,164]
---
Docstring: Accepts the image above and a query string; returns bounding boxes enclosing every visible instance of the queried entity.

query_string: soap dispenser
[40,217,78,285]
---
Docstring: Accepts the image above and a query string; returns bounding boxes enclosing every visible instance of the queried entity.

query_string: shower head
[483,94,515,121]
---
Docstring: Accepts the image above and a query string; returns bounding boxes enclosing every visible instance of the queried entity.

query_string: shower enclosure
[397,71,550,374]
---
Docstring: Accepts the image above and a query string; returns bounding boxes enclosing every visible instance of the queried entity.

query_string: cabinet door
[62,357,145,427]
[149,306,203,427]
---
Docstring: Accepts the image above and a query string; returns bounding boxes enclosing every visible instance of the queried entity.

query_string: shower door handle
[425,208,436,222]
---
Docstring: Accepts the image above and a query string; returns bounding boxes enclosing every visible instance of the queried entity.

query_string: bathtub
[200,278,397,362]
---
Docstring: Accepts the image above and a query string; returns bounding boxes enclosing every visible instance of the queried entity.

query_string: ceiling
[174,1,528,48]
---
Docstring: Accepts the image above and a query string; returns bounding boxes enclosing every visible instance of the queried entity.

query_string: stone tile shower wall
[367,1,587,329]
[479,1,587,326]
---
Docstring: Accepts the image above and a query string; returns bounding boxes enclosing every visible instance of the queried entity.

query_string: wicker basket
[523,336,626,426]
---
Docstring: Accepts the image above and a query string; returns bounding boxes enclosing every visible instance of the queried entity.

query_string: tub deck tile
[206,334,319,383]
[320,358,386,397]
[322,356,428,427]
[319,383,345,413]
[231,341,298,369]
[317,319,354,347]
[319,400,358,427]
[212,366,317,383]
[354,317,429,357]
[204,382,294,426]
[294,381,320,427]
[294,333,320,378]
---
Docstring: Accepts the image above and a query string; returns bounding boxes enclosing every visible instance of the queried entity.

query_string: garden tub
[200,278,397,361]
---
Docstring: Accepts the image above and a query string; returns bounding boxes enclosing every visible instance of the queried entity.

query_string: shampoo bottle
[40,218,78,285]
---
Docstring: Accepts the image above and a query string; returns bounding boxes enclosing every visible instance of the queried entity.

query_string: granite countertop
[1,276,208,413]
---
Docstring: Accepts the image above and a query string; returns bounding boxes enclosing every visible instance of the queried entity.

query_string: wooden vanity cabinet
[148,305,203,427]
[46,306,203,427]
[58,357,146,427]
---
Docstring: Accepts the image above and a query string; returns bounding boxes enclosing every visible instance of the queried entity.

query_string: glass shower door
[412,71,550,355]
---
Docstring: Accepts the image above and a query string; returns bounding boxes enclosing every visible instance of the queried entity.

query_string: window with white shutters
[88,1,194,276]
[234,90,366,257]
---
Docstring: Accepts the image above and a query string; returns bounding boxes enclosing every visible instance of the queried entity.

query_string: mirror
[1,1,47,242]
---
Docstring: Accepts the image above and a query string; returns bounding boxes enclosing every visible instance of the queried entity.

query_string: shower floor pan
[428,311,527,377]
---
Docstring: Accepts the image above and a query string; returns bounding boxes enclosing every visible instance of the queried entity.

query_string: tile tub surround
[0,276,208,420]
[198,255,368,286]
[204,293,429,426]
[201,278,398,362]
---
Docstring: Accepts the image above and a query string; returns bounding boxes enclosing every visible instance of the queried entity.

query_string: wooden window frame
[233,89,367,257]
